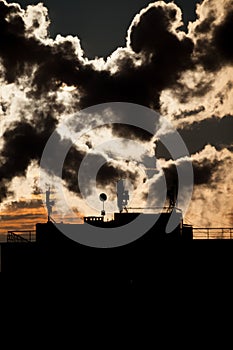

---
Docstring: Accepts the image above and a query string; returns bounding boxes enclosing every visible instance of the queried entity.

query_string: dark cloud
[214,10,233,63]
[132,6,193,60]
[0,1,196,107]
[156,115,233,160]
[0,1,195,107]
[0,179,13,201]
[6,199,43,209]
[155,140,172,160]
[77,2,195,134]
[144,159,194,205]
[178,115,233,155]
[76,64,159,109]
[175,106,205,119]
[32,45,82,96]
[111,124,153,142]
[97,162,139,190]
[0,0,82,88]
[62,145,86,195]
[0,0,232,206]
[126,3,194,105]
[129,3,193,61]
[195,11,216,34]
[66,149,140,197]
[0,115,56,201]
[195,8,233,71]
[163,159,194,200]
[163,157,222,196]
[192,157,223,185]
[52,143,141,198]
[165,3,233,107]
[0,0,46,82]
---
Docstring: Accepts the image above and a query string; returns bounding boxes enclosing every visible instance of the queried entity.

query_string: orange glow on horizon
[0,205,47,234]
[0,201,84,234]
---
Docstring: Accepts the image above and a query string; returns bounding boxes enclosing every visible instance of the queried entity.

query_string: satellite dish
[99,193,107,202]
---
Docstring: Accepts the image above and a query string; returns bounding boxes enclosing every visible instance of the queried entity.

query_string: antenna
[99,193,107,216]
[116,179,129,213]
[46,187,54,222]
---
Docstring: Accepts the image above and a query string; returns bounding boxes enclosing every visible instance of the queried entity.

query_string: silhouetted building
[0,207,193,273]
[0,180,194,273]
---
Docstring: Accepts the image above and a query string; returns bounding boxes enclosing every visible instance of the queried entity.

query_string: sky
[0,0,233,234]
[7,0,201,58]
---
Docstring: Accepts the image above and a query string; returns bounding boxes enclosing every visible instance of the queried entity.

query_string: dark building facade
[0,210,192,273]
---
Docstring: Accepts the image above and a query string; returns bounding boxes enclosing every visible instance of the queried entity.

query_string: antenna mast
[99,193,107,216]
[46,187,54,222]
[116,179,129,213]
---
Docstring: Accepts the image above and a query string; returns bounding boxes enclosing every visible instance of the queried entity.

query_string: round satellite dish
[99,193,107,202]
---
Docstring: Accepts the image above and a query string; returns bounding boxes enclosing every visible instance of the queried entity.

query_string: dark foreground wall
[1,234,233,288]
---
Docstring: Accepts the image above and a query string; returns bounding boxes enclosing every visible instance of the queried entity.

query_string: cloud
[0,0,233,228]
[189,0,233,71]
[68,2,194,111]
[5,198,43,209]
[178,115,233,154]
[186,145,233,227]
[24,2,50,40]
[0,115,57,201]
[0,0,84,88]
[159,0,233,122]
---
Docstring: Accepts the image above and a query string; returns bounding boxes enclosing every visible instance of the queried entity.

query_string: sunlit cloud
[0,0,233,232]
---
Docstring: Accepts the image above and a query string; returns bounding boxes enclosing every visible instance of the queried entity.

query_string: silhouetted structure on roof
[117,179,129,212]
[0,179,193,273]
[0,210,193,272]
